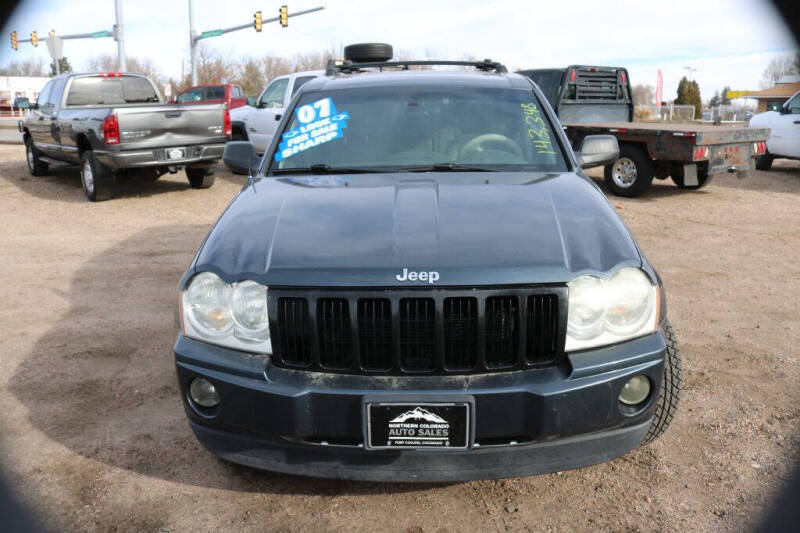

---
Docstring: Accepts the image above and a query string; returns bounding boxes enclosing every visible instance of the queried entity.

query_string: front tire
[641,321,683,445]
[25,136,49,176]
[186,167,215,189]
[603,145,654,197]
[80,150,114,202]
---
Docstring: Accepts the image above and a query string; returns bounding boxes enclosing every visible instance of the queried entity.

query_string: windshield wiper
[403,163,499,172]
[272,164,393,175]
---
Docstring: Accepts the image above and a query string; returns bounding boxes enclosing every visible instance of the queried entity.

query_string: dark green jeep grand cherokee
[174,44,682,482]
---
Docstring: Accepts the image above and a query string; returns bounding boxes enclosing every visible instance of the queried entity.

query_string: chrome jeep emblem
[395,268,439,284]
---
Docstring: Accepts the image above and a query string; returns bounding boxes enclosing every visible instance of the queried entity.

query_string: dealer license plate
[365,403,469,449]
[166,147,186,160]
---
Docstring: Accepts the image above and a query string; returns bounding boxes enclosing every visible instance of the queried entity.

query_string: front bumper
[174,330,667,482]
[94,143,225,170]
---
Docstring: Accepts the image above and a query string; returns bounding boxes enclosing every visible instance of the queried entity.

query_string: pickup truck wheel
[80,151,114,202]
[186,168,215,189]
[25,137,49,176]
[603,145,654,197]
[755,153,773,171]
[641,320,683,446]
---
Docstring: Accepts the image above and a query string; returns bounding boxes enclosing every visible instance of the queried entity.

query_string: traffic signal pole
[187,2,324,86]
[114,0,127,71]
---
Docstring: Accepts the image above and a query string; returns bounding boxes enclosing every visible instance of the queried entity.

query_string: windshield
[270,86,567,173]
[65,76,160,106]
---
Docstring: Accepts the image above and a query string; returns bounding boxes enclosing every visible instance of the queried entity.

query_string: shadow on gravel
[9,225,438,495]
[0,158,232,202]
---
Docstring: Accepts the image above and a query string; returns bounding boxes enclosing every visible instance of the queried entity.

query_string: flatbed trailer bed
[564,121,769,184]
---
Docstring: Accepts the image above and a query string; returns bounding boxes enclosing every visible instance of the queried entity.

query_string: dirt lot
[0,143,798,532]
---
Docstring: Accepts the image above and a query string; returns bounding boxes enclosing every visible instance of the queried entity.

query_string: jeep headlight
[566,268,659,352]
[180,272,271,353]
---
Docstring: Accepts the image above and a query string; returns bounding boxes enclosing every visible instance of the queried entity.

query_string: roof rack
[325,59,508,76]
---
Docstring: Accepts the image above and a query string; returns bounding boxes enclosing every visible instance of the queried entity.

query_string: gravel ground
[0,143,798,532]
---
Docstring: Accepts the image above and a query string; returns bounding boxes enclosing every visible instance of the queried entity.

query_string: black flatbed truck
[519,66,769,197]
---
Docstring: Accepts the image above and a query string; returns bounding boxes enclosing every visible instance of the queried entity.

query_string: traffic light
[254,11,262,32]
[10,31,18,50]
[279,5,288,27]
[31,31,38,47]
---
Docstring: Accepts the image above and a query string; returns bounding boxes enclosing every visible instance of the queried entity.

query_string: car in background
[18,72,229,201]
[173,84,248,110]
[749,90,800,170]
[229,70,323,156]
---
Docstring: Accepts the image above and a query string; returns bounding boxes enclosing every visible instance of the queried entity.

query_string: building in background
[747,75,800,113]
[0,76,49,116]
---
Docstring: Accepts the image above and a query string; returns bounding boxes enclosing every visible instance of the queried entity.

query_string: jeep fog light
[619,375,650,406]
[189,378,220,408]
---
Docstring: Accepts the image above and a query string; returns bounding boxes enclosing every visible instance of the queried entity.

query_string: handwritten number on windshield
[520,103,556,155]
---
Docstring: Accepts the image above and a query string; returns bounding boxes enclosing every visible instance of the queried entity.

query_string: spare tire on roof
[344,43,393,63]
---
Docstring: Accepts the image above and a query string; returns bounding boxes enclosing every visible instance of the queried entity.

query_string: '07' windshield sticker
[274,97,349,162]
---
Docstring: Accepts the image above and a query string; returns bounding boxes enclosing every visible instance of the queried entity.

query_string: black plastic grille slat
[443,297,478,370]
[317,298,352,369]
[526,294,559,364]
[277,297,312,366]
[270,289,563,375]
[399,298,436,371]
[357,298,393,371]
[484,296,519,368]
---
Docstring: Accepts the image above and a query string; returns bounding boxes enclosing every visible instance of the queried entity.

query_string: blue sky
[1,0,798,98]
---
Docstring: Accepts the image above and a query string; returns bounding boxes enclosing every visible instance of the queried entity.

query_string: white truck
[229,70,323,157]
[749,90,800,170]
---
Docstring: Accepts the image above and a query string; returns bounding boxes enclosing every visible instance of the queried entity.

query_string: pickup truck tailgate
[115,104,227,148]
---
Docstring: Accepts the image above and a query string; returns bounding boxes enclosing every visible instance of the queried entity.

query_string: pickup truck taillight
[223,108,232,138]
[103,114,120,145]
[693,146,709,160]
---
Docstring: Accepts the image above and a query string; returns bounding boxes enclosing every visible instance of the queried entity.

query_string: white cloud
[1,0,796,97]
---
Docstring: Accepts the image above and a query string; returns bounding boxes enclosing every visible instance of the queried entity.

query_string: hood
[192,172,642,287]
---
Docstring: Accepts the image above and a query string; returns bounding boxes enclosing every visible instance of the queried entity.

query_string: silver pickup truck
[18,72,229,201]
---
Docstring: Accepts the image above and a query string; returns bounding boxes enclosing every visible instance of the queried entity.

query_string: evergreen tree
[675,77,702,119]
[49,57,72,76]
[721,86,732,106]
[710,90,721,108]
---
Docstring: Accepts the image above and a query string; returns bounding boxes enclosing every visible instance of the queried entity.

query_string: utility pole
[188,0,197,85]
[187,3,324,86]
[114,0,127,71]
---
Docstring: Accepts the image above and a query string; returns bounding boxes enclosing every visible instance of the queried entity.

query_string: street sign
[91,30,111,38]
[200,29,223,38]
[46,35,64,59]
[726,90,752,99]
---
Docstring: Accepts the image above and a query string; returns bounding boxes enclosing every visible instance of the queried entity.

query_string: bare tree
[0,58,46,76]
[760,53,800,88]
[235,57,265,97]
[632,84,655,106]
[86,54,162,83]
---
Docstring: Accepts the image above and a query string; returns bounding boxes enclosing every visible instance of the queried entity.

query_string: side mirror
[577,135,619,169]
[223,141,260,175]
[246,96,257,107]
